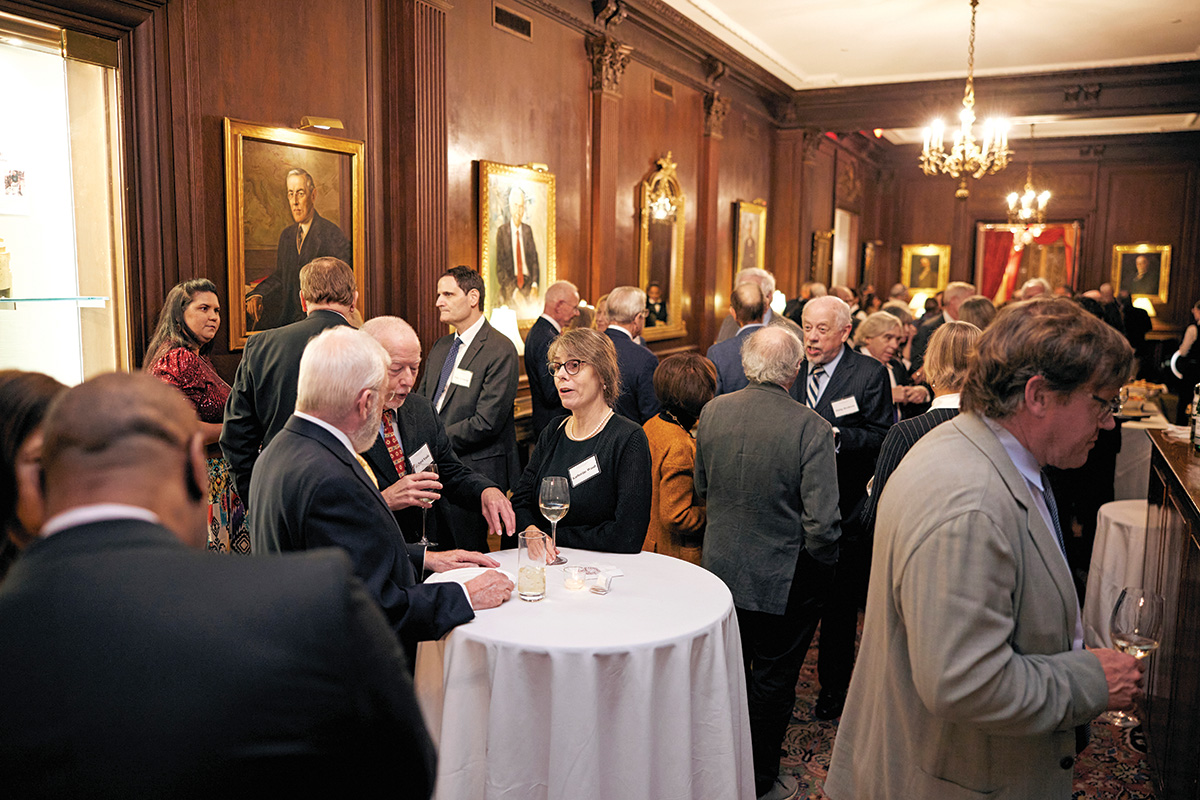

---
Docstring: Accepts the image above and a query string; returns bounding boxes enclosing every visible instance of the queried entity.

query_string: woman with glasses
[510,327,652,553]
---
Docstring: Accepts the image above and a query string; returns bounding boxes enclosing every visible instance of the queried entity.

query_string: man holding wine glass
[360,316,515,547]
[827,298,1145,800]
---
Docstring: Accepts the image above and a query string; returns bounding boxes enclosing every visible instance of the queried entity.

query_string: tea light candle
[563,565,586,590]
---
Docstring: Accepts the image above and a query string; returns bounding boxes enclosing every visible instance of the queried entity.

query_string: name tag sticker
[450,367,473,388]
[409,443,434,474]
[831,396,859,417]
[568,456,601,487]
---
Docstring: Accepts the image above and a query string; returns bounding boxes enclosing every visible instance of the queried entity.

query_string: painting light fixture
[299,116,344,131]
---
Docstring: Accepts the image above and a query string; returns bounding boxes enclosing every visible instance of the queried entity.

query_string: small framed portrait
[901,244,951,293]
[479,160,556,325]
[223,118,364,350]
[1112,244,1171,303]
[734,199,766,278]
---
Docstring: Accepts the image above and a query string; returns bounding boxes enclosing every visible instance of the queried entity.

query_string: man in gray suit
[826,298,1144,800]
[417,266,519,551]
[695,326,841,800]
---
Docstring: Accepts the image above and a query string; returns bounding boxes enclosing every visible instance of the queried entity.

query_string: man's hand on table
[465,570,514,609]
[425,549,500,572]
[481,487,516,537]
[381,470,442,511]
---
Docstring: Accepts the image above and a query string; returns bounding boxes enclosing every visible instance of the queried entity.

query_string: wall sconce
[299,116,344,131]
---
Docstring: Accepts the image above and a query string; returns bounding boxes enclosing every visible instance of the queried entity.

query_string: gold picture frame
[811,230,834,285]
[479,160,556,327]
[734,199,767,279]
[223,118,365,350]
[1112,243,1171,303]
[638,153,687,342]
[901,243,951,293]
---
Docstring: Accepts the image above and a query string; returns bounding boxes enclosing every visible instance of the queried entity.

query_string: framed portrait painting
[901,243,951,293]
[223,118,364,349]
[811,230,833,285]
[1112,243,1171,303]
[734,199,766,278]
[479,161,556,325]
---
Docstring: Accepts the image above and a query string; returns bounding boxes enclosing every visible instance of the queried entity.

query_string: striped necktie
[807,366,826,408]
[1040,469,1068,558]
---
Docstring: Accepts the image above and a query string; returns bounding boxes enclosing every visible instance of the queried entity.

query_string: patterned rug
[779,619,1157,799]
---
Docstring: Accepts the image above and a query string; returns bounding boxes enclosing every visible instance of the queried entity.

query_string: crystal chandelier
[1007,124,1051,225]
[920,0,1011,198]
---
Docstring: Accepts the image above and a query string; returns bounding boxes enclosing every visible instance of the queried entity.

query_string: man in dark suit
[494,186,540,308]
[604,285,660,424]
[250,327,513,658]
[417,266,520,552]
[909,280,974,372]
[707,280,764,396]
[0,372,437,798]
[696,326,841,800]
[789,295,893,721]
[246,168,352,331]
[361,315,515,544]
[525,280,580,435]
[222,256,356,505]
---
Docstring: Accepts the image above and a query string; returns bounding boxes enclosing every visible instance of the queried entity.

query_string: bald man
[525,281,581,434]
[0,373,436,797]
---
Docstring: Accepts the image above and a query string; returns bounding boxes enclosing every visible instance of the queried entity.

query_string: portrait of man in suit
[494,185,541,311]
[912,255,938,289]
[245,167,352,332]
[1120,252,1163,297]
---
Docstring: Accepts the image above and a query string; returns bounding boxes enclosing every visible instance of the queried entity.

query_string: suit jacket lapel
[364,431,402,485]
[816,346,855,417]
[290,416,393,518]
[955,413,1079,634]
[442,321,488,408]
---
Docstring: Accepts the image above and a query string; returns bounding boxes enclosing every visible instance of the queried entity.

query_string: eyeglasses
[1091,394,1122,418]
[548,359,586,376]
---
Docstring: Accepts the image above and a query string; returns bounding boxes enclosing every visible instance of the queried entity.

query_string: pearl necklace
[569,409,613,441]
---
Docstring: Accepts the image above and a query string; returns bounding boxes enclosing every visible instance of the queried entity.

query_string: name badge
[450,367,473,388]
[409,443,434,473]
[831,396,859,417]
[568,456,600,487]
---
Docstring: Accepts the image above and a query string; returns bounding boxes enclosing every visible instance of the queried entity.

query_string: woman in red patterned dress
[145,278,249,553]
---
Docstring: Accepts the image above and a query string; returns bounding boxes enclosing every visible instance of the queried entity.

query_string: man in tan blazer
[826,298,1143,800]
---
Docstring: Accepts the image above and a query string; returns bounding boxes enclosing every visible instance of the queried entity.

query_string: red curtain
[985,225,1077,304]
[980,229,1014,299]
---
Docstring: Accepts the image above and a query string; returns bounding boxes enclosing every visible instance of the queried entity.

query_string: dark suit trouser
[816,516,869,696]
[736,551,830,795]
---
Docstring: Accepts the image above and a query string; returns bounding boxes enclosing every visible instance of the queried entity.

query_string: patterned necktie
[381,409,407,476]
[432,336,463,408]
[354,453,379,489]
[1040,469,1068,558]
[807,366,825,408]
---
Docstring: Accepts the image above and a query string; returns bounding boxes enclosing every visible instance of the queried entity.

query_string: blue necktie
[432,336,462,408]
[1040,469,1068,558]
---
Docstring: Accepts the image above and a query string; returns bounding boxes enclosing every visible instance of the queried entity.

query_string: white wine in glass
[419,463,439,547]
[1107,586,1165,728]
[539,476,570,566]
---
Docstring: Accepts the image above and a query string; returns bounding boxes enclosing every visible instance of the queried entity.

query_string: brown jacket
[642,414,705,564]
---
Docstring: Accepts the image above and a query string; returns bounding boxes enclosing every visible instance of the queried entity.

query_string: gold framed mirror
[638,152,686,341]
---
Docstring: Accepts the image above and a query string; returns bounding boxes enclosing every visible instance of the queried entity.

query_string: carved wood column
[696,91,728,348]
[768,127,814,296]
[585,35,632,303]
[374,0,449,350]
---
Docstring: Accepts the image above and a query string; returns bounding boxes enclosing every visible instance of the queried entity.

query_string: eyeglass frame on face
[548,359,586,377]
[1091,393,1122,418]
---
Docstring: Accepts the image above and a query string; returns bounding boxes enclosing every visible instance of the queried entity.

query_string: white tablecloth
[414,548,753,800]
[1115,404,1169,500]
[1082,499,1149,647]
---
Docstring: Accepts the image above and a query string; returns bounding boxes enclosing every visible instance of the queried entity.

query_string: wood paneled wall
[8,0,1199,381]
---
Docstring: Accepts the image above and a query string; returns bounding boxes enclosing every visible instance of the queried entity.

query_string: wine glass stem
[551,519,558,550]
[421,508,428,545]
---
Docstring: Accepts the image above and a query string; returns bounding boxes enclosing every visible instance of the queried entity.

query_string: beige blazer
[825,411,1108,800]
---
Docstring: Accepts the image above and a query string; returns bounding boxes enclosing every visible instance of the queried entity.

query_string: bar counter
[1144,430,1200,800]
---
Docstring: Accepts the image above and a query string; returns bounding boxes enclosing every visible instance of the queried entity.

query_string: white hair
[606,286,647,324]
[297,327,389,418]
[742,326,803,387]
[802,295,852,329]
[360,315,417,344]
[734,267,775,298]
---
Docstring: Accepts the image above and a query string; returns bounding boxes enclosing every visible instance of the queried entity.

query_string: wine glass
[539,476,570,566]
[1107,586,1164,728]
[419,463,439,547]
